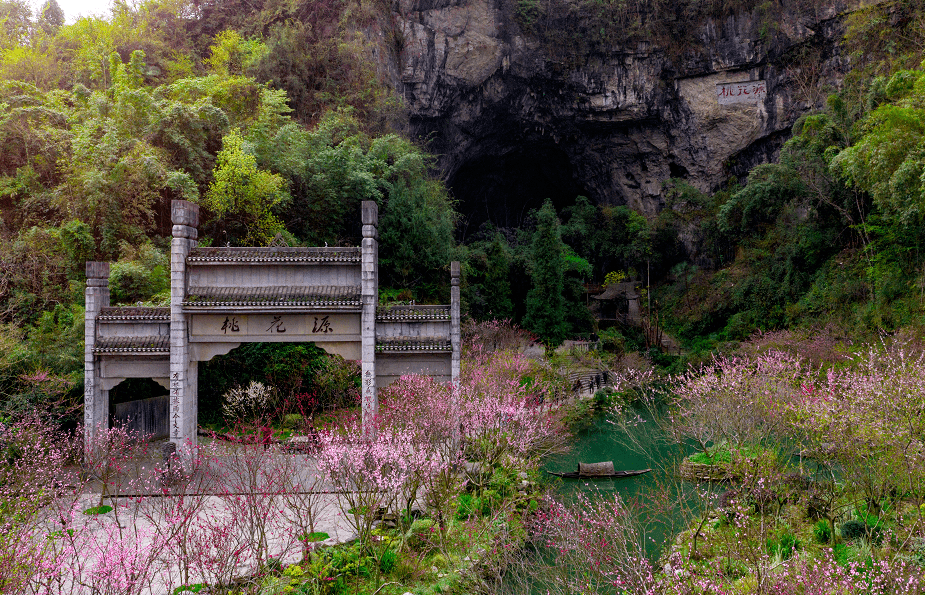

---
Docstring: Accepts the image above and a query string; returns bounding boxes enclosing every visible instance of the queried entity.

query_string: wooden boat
[547,461,652,479]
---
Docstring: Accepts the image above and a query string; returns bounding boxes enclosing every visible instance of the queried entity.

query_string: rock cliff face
[392,0,859,236]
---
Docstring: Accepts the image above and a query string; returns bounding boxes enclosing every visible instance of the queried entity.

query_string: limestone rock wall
[389,0,863,221]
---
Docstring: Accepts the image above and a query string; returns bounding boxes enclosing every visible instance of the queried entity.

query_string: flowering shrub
[670,351,804,456]
[462,318,537,353]
[0,417,82,593]
[792,345,925,511]
[316,416,450,548]
[458,348,566,467]
[379,375,460,525]
[222,380,277,423]
[528,490,655,595]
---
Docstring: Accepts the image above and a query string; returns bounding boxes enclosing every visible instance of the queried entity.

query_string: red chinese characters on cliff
[716,80,767,105]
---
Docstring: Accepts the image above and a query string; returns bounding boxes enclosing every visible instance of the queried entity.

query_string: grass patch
[83,505,113,515]
[686,443,770,466]
[301,531,330,542]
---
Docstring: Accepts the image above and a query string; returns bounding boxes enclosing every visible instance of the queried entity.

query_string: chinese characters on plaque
[312,316,333,334]
[265,316,286,333]
[716,80,767,105]
[221,316,240,334]
[191,313,356,339]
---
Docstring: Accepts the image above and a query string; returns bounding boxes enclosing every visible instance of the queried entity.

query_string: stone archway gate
[84,200,460,450]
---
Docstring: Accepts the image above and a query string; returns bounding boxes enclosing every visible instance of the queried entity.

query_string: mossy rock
[405,518,436,551]
[281,413,303,429]
[301,531,329,542]
[678,460,734,482]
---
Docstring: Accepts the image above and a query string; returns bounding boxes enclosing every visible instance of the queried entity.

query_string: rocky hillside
[391,0,863,232]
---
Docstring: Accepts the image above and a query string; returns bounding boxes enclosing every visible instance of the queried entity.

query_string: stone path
[43,446,359,595]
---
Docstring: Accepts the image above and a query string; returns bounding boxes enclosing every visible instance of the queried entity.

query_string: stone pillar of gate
[450,261,461,447]
[169,200,199,454]
[84,261,110,449]
[361,201,379,435]
[450,261,461,385]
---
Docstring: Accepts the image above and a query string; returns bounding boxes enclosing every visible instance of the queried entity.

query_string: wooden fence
[112,395,169,439]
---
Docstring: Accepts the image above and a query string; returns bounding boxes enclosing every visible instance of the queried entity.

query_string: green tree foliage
[843,0,925,75]
[202,128,287,245]
[562,196,650,280]
[0,222,93,322]
[379,180,455,291]
[0,0,33,50]
[55,51,241,256]
[667,155,845,341]
[254,20,394,128]
[108,242,170,305]
[274,109,457,297]
[523,199,568,348]
[184,0,397,129]
[39,0,64,35]
[47,3,196,90]
[463,232,515,321]
[205,29,267,76]
[27,302,84,377]
[830,69,925,224]
[718,164,808,240]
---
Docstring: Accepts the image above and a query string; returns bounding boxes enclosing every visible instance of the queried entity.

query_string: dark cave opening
[448,144,591,241]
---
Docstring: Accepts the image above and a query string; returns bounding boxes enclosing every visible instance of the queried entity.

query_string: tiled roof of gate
[98,307,170,321]
[376,306,450,321]
[93,336,170,354]
[376,337,452,353]
[183,285,361,308]
[187,247,360,264]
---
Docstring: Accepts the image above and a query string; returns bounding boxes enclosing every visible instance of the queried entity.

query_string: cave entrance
[448,143,591,240]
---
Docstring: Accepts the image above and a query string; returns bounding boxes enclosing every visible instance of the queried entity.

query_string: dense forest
[3,0,925,414]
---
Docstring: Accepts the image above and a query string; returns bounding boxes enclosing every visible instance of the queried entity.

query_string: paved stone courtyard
[50,444,360,594]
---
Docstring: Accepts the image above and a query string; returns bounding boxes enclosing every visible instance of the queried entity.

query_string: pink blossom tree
[457,348,567,469]
[379,374,459,525]
[316,415,446,549]
[792,343,925,539]
[0,417,83,593]
[528,490,656,595]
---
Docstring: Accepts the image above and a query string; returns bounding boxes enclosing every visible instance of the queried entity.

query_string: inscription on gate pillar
[169,200,199,452]
[170,372,181,439]
[360,201,378,435]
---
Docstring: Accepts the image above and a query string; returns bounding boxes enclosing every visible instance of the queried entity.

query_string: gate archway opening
[196,342,360,429]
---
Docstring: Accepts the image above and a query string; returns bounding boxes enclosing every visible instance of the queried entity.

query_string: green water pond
[543,409,694,559]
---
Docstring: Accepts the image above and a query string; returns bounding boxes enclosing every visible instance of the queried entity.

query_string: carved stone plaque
[716,80,767,105]
[190,313,361,342]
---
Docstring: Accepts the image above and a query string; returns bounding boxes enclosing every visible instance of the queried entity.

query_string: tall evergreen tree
[484,234,514,319]
[523,199,568,349]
